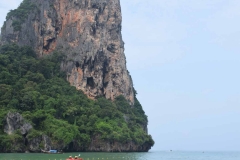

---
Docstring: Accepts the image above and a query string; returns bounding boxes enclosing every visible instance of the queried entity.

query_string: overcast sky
[1,0,240,151]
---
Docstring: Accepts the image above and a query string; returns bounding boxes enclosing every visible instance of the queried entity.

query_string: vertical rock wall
[1,0,134,103]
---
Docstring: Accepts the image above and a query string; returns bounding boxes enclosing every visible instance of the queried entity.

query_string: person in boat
[74,156,78,159]
[68,156,73,160]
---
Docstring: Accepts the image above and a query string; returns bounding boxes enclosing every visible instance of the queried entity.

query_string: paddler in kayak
[75,156,83,160]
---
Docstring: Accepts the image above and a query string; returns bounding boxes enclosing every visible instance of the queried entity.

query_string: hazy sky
[1,0,240,151]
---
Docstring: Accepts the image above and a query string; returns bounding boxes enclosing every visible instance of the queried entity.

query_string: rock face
[28,135,52,152]
[4,112,32,135]
[87,135,151,152]
[4,112,32,152]
[3,112,53,152]
[1,0,134,104]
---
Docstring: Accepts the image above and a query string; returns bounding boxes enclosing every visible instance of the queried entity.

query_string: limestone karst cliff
[1,0,134,104]
[0,0,154,152]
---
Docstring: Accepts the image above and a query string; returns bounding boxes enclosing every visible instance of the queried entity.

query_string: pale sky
[1,0,240,151]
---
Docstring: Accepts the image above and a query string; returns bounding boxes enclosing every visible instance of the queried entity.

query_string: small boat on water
[41,149,63,154]
[66,156,83,160]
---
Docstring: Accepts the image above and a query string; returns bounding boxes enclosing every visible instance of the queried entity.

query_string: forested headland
[0,44,154,152]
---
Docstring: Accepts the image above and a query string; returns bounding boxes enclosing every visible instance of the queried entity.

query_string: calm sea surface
[0,151,239,160]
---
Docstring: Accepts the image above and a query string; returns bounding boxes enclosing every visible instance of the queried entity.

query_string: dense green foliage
[0,44,154,151]
[5,0,37,31]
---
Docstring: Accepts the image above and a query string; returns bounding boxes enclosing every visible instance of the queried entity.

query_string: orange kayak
[66,158,83,160]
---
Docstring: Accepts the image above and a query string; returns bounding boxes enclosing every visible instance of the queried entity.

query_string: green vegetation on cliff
[0,44,154,151]
[5,0,37,31]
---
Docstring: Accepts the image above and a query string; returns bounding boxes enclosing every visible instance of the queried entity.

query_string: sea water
[0,151,239,160]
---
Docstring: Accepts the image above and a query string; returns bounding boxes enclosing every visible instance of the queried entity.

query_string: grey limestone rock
[28,135,52,152]
[4,112,32,135]
[28,136,42,152]
[86,134,152,152]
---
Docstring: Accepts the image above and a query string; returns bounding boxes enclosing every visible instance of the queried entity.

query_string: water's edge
[0,151,240,160]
